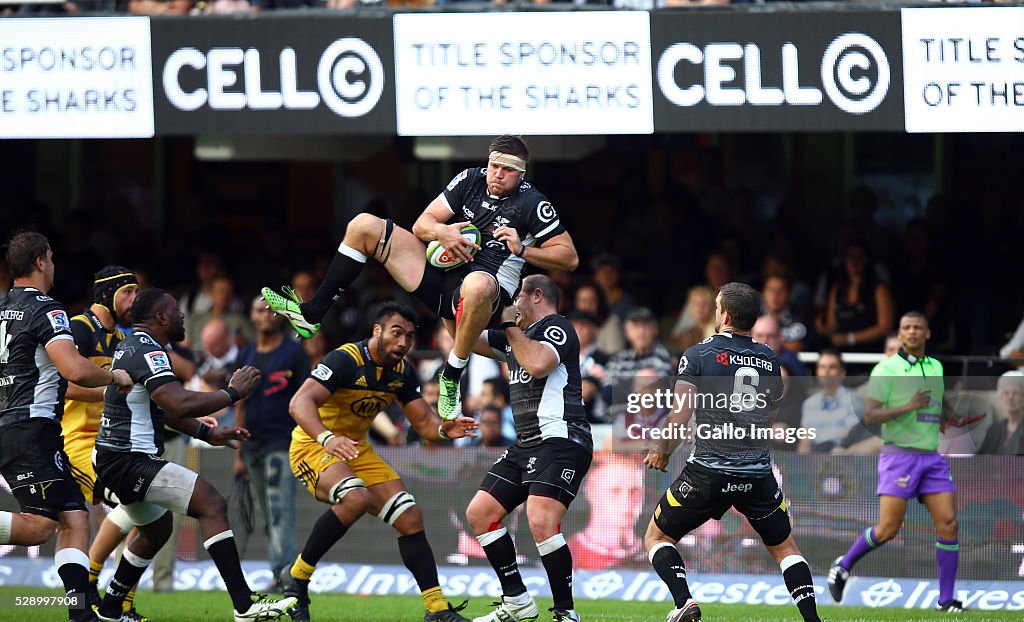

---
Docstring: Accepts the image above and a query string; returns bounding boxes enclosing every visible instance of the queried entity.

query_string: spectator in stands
[752,315,806,443]
[667,285,716,354]
[129,0,191,14]
[289,270,316,305]
[884,333,902,358]
[762,274,814,353]
[478,406,513,448]
[609,368,669,452]
[797,349,869,454]
[978,372,1024,455]
[185,275,253,352]
[820,242,895,353]
[591,253,636,321]
[200,0,251,12]
[892,219,950,349]
[573,281,625,355]
[759,250,812,318]
[233,296,306,588]
[602,307,674,411]
[179,252,243,317]
[192,321,240,389]
[476,377,515,445]
[569,310,609,423]
[703,251,734,300]
[752,315,807,378]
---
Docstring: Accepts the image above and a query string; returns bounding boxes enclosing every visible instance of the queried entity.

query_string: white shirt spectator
[800,386,864,451]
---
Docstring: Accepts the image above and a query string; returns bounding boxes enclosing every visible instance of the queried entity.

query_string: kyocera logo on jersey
[657,33,890,114]
[162,38,384,117]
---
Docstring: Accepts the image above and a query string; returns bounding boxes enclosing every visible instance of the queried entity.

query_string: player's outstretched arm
[46,339,131,389]
[402,398,478,442]
[150,365,261,419]
[165,416,250,448]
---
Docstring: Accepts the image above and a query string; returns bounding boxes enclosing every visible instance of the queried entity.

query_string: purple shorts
[876,452,956,500]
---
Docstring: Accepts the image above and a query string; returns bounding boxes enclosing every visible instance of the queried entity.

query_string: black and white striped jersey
[95,331,178,455]
[0,286,75,429]
[487,314,591,451]
[441,168,566,298]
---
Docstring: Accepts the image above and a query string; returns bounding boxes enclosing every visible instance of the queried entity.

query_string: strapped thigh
[373,218,396,264]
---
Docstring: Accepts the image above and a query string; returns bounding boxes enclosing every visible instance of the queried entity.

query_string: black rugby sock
[538,534,575,612]
[782,556,820,622]
[204,531,254,613]
[478,528,527,597]
[301,245,366,322]
[650,543,692,607]
[300,509,350,567]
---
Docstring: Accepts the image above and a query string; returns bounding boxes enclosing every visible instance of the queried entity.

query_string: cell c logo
[317,38,385,118]
[543,326,568,346]
[537,201,556,223]
[821,33,890,115]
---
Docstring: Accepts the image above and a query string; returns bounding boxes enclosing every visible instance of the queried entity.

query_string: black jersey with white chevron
[95,331,179,455]
[487,315,590,451]
[441,168,566,297]
[0,286,75,428]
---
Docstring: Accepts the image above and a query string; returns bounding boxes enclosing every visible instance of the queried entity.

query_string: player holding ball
[262,135,579,423]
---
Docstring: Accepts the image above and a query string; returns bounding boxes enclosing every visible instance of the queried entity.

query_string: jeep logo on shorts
[722,482,753,493]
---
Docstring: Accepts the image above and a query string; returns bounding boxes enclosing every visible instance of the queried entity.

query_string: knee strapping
[107,505,134,534]
[378,491,416,526]
[329,476,366,505]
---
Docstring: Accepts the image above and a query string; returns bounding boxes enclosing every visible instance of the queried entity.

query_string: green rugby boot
[261,286,320,339]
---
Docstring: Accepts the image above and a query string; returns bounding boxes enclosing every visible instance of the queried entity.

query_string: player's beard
[170,321,186,343]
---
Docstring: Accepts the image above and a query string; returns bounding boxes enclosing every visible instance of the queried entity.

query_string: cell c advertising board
[651,11,905,132]
[150,16,395,135]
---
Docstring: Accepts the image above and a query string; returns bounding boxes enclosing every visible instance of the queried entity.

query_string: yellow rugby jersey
[61,310,125,443]
[293,340,421,449]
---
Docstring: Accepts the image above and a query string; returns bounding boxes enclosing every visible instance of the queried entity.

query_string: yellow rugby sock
[122,588,135,612]
[291,555,316,582]
[422,586,446,613]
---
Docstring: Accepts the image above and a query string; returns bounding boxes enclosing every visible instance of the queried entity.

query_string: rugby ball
[426,224,481,270]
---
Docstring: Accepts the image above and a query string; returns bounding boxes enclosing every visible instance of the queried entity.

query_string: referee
[829,311,965,612]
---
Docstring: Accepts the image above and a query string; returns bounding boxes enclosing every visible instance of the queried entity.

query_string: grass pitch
[0,588,1017,621]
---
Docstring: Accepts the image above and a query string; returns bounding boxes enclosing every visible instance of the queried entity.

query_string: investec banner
[902,7,1024,133]
[652,12,904,131]
[151,16,394,134]
[393,12,653,136]
[0,17,154,138]
[6,559,1024,611]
